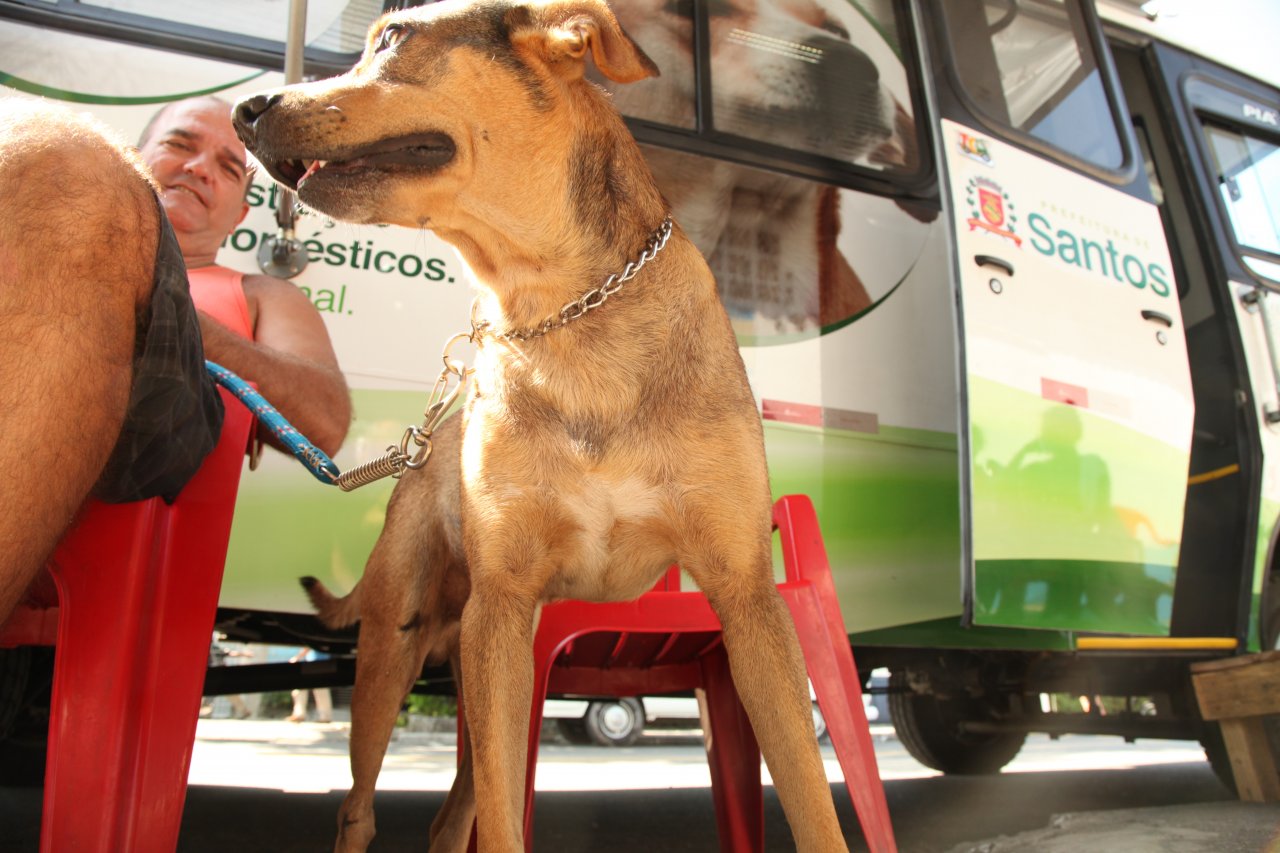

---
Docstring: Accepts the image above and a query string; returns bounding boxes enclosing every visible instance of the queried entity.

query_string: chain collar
[334,215,674,491]
[473,216,673,343]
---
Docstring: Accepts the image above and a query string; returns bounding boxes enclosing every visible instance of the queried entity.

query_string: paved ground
[181,717,1280,851]
[943,801,1280,853]
[2,716,1278,851]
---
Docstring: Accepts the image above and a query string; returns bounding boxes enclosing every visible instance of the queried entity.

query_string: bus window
[592,0,697,130]
[705,0,916,170]
[79,0,380,51]
[11,0,385,66]
[940,0,1124,172]
[1203,123,1280,272]
[601,0,918,175]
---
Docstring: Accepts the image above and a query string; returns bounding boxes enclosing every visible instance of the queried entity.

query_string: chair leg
[43,496,237,852]
[699,644,764,853]
[774,494,896,853]
[42,503,169,853]
[785,588,896,853]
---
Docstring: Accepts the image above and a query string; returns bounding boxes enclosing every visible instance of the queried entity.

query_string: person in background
[202,631,253,719]
[287,647,333,724]
[136,95,351,458]
[0,95,350,629]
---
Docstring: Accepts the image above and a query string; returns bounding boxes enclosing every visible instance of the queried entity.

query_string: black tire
[1201,714,1280,795]
[1200,721,1237,795]
[888,670,1026,774]
[1262,567,1280,652]
[584,698,644,747]
[555,717,593,745]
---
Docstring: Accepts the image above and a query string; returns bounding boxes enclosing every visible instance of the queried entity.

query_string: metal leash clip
[335,332,475,491]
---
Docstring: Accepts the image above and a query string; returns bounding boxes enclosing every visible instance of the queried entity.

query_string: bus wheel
[888,669,1026,774]
[584,697,644,746]
[1200,722,1237,794]
[1262,566,1280,652]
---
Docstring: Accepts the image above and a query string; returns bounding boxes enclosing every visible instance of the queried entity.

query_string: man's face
[139,100,251,251]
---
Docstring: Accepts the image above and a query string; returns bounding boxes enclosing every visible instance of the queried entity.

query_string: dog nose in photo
[810,37,879,87]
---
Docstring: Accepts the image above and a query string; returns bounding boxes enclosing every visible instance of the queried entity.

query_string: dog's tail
[299,576,362,629]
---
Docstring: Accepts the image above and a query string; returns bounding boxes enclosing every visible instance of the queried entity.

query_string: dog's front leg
[459,576,539,853]
[702,571,849,852]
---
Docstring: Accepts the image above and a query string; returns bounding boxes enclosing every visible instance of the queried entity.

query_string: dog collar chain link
[333,216,673,492]
[474,216,673,343]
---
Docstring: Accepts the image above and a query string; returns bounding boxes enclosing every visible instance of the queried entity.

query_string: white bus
[0,0,1277,783]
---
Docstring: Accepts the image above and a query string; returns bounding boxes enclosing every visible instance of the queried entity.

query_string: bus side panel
[753,216,964,634]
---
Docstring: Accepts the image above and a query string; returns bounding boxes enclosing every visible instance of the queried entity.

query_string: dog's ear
[512,1,660,84]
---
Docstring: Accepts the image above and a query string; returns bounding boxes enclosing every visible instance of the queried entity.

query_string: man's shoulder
[241,271,306,299]
[239,271,325,320]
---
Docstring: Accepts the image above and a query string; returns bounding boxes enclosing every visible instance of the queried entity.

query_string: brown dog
[234,1,847,850]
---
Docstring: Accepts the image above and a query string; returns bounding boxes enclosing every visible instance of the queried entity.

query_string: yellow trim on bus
[1075,637,1238,651]
[1187,463,1240,485]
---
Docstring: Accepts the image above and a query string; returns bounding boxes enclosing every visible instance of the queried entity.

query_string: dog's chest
[549,472,673,601]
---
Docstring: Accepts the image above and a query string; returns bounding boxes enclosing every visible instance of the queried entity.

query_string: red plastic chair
[463,494,896,853]
[0,387,253,853]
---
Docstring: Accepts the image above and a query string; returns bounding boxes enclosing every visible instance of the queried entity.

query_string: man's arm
[198,274,352,456]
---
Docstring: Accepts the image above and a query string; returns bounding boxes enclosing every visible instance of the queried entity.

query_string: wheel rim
[599,702,635,738]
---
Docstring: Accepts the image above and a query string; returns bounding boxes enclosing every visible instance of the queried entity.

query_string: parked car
[544,684,832,747]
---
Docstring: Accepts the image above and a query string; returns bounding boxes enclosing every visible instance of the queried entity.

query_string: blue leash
[205,360,341,486]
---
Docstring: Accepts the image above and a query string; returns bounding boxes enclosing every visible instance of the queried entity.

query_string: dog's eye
[376,22,407,53]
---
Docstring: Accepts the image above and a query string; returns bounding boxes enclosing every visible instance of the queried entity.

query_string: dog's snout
[809,36,879,87]
[233,93,282,141]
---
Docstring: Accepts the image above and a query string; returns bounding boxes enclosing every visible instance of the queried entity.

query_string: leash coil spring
[335,446,415,492]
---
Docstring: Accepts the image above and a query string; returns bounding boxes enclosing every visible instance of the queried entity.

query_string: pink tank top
[188,265,253,340]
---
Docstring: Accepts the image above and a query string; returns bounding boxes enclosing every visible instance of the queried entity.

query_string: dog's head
[234,0,658,233]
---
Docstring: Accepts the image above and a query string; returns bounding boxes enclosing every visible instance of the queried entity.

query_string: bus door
[920,0,1195,634]
[1156,53,1280,648]
[1109,41,1279,646]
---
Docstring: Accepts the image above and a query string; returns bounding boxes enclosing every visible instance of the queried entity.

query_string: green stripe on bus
[0,70,268,105]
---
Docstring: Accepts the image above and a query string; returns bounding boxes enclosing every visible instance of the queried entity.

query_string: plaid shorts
[95,198,225,503]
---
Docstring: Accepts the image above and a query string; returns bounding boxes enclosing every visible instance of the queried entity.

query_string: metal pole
[258,0,309,278]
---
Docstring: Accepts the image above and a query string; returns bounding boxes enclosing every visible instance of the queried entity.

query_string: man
[0,96,350,625]
[137,96,351,458]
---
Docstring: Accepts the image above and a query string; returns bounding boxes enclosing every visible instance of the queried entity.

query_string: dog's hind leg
[333,512,452,852]
[335,597,435,853]
[427,652,475,852]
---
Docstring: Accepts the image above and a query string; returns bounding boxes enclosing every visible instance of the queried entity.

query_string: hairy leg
[0,100,157,623]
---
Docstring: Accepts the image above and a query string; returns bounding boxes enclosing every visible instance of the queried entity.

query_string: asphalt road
[2,718,1262,852]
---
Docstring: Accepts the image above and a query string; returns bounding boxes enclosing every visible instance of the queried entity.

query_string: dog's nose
[233,93,282,141]
[810,37,879,87]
